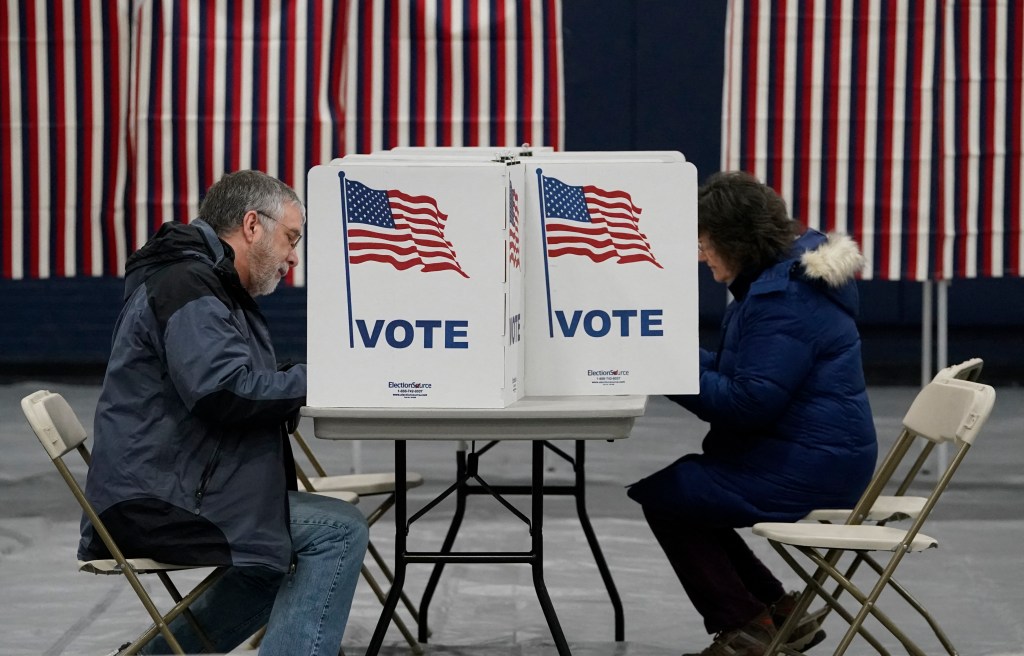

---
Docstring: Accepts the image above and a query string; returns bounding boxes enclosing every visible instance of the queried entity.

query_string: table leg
[366,440,409,656]
[532,440,570,655]
[573,440,625,641]
[417,444,469,642]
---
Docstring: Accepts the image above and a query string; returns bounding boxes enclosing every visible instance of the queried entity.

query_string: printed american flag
[540,174,661,268]
[343,177,468,277]
[508,181,521,269]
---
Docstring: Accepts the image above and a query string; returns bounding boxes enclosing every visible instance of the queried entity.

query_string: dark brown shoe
[683,610,776,656]
[771,591,828,651]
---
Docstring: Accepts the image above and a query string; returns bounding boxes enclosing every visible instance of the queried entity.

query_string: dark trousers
[643,506,785,634]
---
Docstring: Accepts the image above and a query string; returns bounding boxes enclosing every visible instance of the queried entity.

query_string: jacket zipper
[194,438,224,515]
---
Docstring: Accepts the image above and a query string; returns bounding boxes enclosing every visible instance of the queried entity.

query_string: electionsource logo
[586,369,630,387]
[388,381,433,399]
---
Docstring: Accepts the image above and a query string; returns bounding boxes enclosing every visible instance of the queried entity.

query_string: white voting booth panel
[385,145,554,157]
[352,149,680,163]
[315,149,699,399]
[306,161,525,408]
[522,156,699,396]
[527,151,686,162]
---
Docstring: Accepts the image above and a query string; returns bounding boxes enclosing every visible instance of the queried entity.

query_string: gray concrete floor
[1,380,1022,655]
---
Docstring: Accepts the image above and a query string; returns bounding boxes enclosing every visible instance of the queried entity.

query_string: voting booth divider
[306,160,525,408]
[306,150,699,407]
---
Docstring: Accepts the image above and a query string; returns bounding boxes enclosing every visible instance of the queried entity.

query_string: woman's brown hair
[697,171,797,273]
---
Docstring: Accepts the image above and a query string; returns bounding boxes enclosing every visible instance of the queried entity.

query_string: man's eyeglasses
[697,240,712,255]
[255,210,303,249]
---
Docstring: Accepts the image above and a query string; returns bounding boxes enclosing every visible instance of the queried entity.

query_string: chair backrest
[903,378,996,447]
[884,377,997,554]
[843,377,995,526]
[931,357,984,384]
[21,390,89,460]
[22,390,142,569]
[885,358,986,498]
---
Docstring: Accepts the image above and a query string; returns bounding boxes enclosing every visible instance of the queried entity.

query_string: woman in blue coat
[628,171,877,656]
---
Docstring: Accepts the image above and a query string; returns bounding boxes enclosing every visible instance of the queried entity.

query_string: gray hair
[199,170,304,236]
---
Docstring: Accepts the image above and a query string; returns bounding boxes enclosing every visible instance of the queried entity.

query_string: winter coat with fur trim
[627,227,878,526]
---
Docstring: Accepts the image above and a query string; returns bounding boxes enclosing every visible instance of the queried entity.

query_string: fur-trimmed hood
[748,227,864,319]
[800,232,865,287]
[790,227,863,318]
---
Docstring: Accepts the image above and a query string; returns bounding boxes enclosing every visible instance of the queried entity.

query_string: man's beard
[247,235,284,297]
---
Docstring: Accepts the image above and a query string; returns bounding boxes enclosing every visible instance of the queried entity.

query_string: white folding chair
[789,358,984,646]
[291,429,427,654]
[754,377,996,656]
[804,358,984,526]
[21,390,228,655]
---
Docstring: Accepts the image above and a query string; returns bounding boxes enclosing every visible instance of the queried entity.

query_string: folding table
[302,394,648,656]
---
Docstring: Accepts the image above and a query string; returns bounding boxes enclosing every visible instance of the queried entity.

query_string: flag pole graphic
[338,171,356,348]
[536,168,555,338]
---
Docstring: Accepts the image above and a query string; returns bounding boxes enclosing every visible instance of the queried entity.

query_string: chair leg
[121,567,227,655]
[156,571,218,653]
[366,539,426,631]
[796,544,930,656]
[858,552,959,654]
[764,542,892,656]
[247,625,267,650]
[360,563,424,655]
[813,516,904,631]
[117,566,191,655]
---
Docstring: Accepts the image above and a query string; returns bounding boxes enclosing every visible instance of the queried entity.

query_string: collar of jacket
[727,265,764,300]
[743,227,864,318]
[123,219,259,311]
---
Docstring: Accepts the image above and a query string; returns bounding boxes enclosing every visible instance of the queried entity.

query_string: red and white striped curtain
[0,0,132,280]
[128,0,348,287]
[722,0,1024,280]
[0,0,565,281]
[343,0,565,154]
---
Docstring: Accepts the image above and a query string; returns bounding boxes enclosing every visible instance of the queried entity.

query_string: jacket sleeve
[665,347,716,418]
[159,271,306,427]
[689,293,815,428]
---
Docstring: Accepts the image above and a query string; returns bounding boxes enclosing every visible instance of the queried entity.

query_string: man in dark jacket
[628,171,878,656]
[81,170,368,655]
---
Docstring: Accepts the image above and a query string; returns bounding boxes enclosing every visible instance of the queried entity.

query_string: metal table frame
[303,395,647,656]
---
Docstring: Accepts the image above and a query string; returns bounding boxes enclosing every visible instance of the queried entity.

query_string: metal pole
[935,280,950,476]
[921,280,933,388]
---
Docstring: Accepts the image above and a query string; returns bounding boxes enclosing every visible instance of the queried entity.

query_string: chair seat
[304,472,425,495]
[803,495,927,523]
[79,559,213,575]
[753,522,938,552]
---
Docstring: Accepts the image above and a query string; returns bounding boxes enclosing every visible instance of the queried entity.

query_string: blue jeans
[142,491,368,655]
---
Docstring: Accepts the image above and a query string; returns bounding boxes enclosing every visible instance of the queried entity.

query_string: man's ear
[242,210,261,244]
